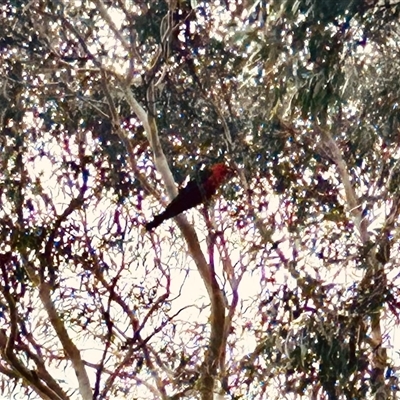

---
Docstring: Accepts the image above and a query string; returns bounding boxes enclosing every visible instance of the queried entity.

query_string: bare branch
[38,281,93,400]
[90,0,131,53]
[319,128,368,243]
[0,264,67,400]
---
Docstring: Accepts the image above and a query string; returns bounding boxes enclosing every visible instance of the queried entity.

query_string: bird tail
[145,194,193,231]
[145,214,165,231]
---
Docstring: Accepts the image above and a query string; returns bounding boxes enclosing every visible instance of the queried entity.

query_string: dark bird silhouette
[145,163,233,231]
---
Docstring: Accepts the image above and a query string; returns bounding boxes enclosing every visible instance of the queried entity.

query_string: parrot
[145,163,233,231]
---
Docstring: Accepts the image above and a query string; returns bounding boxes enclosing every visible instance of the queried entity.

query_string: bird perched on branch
[145,163,233,231]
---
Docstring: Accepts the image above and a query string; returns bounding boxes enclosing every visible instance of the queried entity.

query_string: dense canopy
[1,1,400,399]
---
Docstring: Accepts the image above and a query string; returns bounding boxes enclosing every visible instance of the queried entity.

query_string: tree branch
[90,0,131,53]
[38,281,93,400]
[319,128,368,243]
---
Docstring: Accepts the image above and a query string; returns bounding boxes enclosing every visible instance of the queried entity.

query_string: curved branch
[36,280,93,400]
[0,329,70,400]
[127,79,226,400]
[319,128,368,243]
[0,267,66,399]
[118,5,227,392]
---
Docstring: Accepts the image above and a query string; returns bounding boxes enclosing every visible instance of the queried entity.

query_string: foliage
[1,0,400,399]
